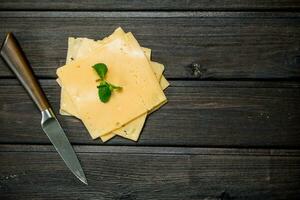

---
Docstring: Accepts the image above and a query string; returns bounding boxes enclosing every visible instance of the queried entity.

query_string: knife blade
[41,109,87,184]
[0,32,87,185]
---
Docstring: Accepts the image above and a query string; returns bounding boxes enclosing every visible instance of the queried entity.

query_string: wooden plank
[2,144,300,156]
[0,12,300,79]
[0,145,299,199]
[0,79,299,147]
[0,0,300,11]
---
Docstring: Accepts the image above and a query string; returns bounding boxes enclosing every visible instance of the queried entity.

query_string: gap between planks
[1,144,300,157]
[0,78,299,88]
[1,0,300,12]
[1,11,300,18]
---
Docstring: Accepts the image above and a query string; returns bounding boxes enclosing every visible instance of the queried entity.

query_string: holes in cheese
[57,27,169,142]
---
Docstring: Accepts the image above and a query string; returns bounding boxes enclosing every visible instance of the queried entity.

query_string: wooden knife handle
[0,33,50,112]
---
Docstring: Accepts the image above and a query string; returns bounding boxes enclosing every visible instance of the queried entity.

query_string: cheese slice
[160,75,170,90]
[57,33,166,138]
[143,47,151,59]
[59,48,165,142]
[59,29,168,141]
[100,132,116,142]
[66,37,84,64]
[59,38,169,142]
[59,28,169,141]
[124,32,167,110]
[60,42,165,118]
[61,28,167,116]
[61,28,126,117]
[151,61,164,81]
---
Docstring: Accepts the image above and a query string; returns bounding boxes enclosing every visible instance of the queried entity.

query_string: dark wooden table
[1,1,300,199]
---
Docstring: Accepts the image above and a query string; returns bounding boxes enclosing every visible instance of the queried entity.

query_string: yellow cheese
[160,75,170,90]
[100,132,116,142]
[66,37,84,64]
[143,47,151,59]
[63,29,132,141]
[57,33,166,138]
[60,48,162,142]
[151,61,164,81]
[61,45,164,118]
[59,29,168,142]
[59,45,167,142]
[60,37,84,116]
[60,28,126,117]
[59,28,168,141]
[124,32,167,110]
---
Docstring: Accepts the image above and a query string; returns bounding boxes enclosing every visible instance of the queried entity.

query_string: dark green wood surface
[0,1,299,199]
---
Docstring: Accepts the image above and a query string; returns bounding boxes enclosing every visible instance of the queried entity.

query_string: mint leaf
[93,63,122,103]
[108,83,122,91]
[97,82,111,103]
[93,63,107,80]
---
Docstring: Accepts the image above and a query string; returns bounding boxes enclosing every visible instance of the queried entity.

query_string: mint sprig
[93,63,122,103]
[93,63,107,80]
[97,83,111,103]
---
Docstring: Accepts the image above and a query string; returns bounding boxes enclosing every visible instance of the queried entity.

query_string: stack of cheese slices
[56,27,169,142]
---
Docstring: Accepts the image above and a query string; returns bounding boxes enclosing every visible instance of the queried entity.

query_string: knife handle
[1,33,50,112]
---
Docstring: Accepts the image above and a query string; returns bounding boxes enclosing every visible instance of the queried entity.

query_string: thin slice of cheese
[59,28,168,141]
[151,61,164,81]
[60,37,84,116]
[60,28,127,117]
[100,132,116,142]
[124,32,167,110]
[143,47,151,60]
[160,75,170,90]
[60,43,165,118]
[57,33,166,138]
[60,44,163,142]
[66,37,84,64]
[59,30,168,141]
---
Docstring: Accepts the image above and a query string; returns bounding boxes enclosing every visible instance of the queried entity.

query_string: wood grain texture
[0,1,300,198]
[0,12,300,79]
[0,0,300,11]
[0,145,299,200]
[0,79,299,147]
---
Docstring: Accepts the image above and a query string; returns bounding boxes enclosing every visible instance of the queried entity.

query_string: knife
[0,33,87,185]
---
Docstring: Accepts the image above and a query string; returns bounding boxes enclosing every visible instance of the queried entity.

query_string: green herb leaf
[93,63,107,80]
[97,82,111,103]
[108,83,122,91]
[93,63,122,103]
